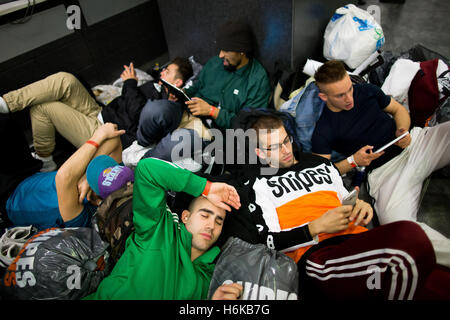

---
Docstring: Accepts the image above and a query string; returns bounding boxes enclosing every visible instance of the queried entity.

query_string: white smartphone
[374,131,409,154]
[342,188,359,207]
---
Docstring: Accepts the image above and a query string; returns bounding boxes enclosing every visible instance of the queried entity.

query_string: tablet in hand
[374,131,409,154]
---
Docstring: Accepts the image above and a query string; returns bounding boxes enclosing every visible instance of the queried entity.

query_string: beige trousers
[3,72,102,156]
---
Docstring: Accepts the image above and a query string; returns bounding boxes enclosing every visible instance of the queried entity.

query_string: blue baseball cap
[86,155,134,199]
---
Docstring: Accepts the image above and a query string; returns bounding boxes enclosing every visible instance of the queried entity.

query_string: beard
[222,56,240,72]
[223,63,237,72]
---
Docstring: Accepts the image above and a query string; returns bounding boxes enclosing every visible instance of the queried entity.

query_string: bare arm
[55,123,125,222]
[383,97,412,148]
[314,149,384,176]
[314,99,410,175]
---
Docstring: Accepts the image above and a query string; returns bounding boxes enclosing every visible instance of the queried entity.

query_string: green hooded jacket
[85,158,219,299]
[185,56,270,128]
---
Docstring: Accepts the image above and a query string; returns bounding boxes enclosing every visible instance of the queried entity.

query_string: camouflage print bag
[93,183,134,266]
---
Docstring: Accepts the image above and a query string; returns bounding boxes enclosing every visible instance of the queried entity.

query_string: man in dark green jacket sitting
[140,20,271,162]
[85,157,242,300]
[184,20,271,129]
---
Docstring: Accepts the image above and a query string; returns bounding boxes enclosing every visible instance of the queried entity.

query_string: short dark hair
[188,195,204,213]
[251,115,284,132]
[170,57,193,84]
[251,115,285,144]
[314,60,347,90]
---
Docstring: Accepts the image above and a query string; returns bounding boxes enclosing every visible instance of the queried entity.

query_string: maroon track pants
[299,221,450,300]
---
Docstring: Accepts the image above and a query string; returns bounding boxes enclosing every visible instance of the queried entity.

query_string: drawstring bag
[208,237,299,300]
[1,227,110,300]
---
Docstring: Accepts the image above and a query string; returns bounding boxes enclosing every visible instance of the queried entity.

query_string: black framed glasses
[260,135,293,152]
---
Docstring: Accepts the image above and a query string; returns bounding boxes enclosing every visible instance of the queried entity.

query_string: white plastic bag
[323,4,385,69]
[91,85,122,106]
[381,58,421,111]
[92,68,154,105]
[111,68,153,88]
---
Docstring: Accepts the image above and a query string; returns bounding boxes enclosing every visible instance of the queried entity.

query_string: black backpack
[93,183,134,266]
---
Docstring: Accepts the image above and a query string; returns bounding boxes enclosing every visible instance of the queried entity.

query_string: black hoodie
[101,79,168,149]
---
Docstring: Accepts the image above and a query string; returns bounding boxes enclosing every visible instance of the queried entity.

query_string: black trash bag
[406,44,450,65]
[368,50,399,87]
[1,227,110,300]
[208,237,299,300]
[427,96,450,127]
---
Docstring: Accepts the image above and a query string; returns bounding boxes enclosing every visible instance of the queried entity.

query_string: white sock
[38,155,53,162]
[34,154,57,172]
[32,152,53,161]
[0,96,9,113]
[40,160,57,172]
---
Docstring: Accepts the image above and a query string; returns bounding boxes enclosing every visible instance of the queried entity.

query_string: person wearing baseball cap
[6,123,132,230]
[86,154,134,200]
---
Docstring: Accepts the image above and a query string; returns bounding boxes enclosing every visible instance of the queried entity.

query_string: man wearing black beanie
[183,20,271,129]
[215,20,254,72]
[139,20,271,163]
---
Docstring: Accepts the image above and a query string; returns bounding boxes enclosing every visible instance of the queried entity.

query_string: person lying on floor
[217,111,450,300]
[310,60,450,267]
[6,123,134,230]
[84,157,243,300]
[0,57,193,172]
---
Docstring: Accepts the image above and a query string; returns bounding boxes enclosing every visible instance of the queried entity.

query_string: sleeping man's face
[182,197,226,259]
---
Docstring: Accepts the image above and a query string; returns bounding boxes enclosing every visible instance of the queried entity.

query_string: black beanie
[216,20,253,53]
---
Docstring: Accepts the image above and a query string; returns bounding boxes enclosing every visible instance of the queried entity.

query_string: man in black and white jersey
[217,110,450,300]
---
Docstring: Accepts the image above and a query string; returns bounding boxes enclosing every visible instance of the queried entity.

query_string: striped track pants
[298,221,450,300]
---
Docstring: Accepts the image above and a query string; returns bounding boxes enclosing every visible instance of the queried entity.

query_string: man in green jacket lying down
[85,157,242,300]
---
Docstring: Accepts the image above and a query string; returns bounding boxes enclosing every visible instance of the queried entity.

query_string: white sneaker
[0,241,22,268]
[31,152,57,172]
[0,226,35,267]
[1,225,34,244]
[0,96,9,114]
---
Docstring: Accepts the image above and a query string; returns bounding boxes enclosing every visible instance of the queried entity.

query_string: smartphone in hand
[342,188,359,207]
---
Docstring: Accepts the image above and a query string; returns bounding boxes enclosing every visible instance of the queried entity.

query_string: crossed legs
[2,72,102,157]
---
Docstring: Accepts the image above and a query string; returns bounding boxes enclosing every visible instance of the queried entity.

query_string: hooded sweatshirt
[85,158,219,300]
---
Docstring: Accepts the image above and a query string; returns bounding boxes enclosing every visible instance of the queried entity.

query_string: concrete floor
[358,0,450,58]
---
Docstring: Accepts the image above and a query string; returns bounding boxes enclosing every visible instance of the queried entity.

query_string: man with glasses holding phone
[216,111,450,300]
